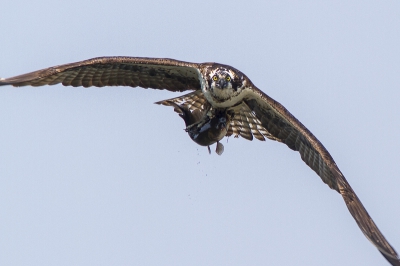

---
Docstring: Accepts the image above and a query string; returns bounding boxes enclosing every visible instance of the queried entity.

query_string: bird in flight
[1,56,399,265]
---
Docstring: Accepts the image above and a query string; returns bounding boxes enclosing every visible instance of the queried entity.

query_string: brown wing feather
[0,56,201,92]
[155,90,210,113]
[244,86,400,265]
[226,103,279,142]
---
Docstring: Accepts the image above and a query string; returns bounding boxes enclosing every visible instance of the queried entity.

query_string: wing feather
[238,109,253,140]
[227,103,280,142]
[0,56,201,92]
[244,85,400,265]
[155,90,209,113]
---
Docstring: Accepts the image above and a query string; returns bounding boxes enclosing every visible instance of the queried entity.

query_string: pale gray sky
[0,1,399,265]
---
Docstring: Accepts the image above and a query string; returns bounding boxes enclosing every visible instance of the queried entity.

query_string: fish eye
[225,75,231,82]
[213,75,218,81]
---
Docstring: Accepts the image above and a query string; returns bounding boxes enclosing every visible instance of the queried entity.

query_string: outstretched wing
[237,85,399,265]
[0,56,201,92]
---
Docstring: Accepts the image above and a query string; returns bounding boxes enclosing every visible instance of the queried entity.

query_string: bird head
[212,71,231,89]
[204,65,247,104]
[209,68,235,91]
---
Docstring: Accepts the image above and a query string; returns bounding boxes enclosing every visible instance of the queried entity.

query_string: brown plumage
[0,57,201,91]
[1,56,398,265]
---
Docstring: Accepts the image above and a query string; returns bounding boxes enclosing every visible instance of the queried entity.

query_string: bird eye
[225,75,231,82]
[213,75,218,81]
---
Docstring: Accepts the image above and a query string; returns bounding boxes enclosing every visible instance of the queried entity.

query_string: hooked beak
[217,79,227,89]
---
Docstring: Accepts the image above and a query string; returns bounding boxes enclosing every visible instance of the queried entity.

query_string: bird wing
[238,85,400,265]
[155,90,210,113]
[0,56,201,92]
[226,102,279,142]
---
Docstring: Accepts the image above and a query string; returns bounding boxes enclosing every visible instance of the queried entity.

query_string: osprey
[0,56,399,265]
